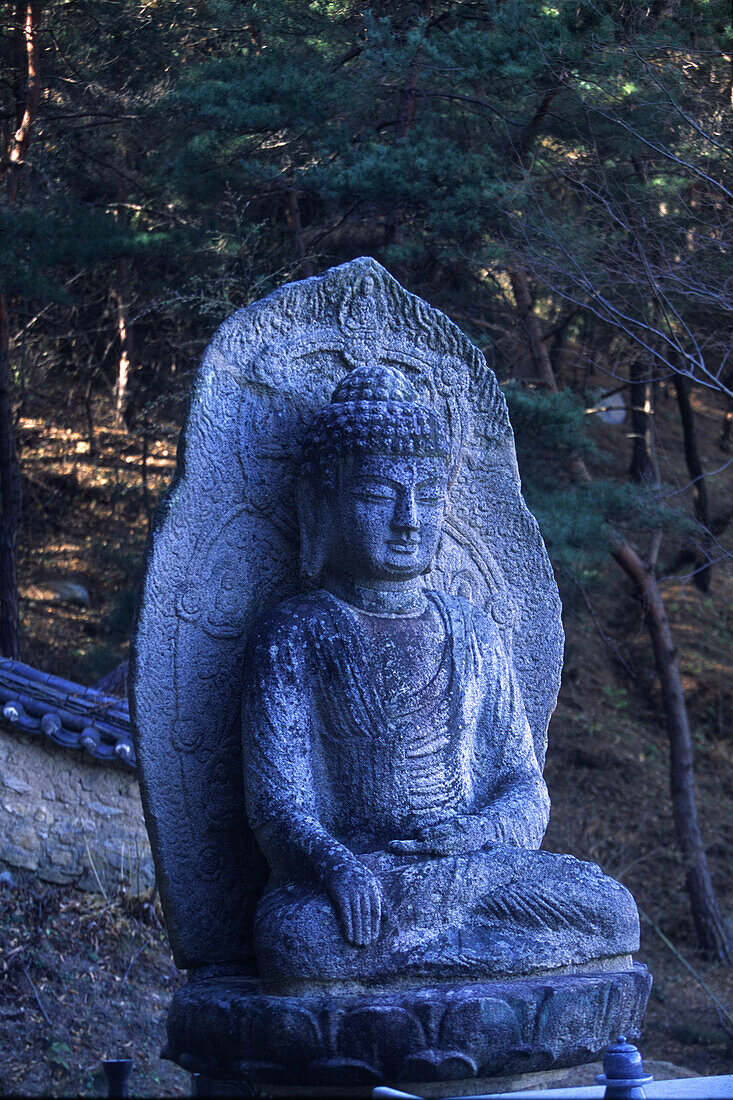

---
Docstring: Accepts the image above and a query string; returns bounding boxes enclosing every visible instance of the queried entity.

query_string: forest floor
[1,368,732,1095]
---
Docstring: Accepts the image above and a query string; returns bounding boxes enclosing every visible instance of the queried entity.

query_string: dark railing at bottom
[101,1059,133,1098]
[99,1037,658,1098]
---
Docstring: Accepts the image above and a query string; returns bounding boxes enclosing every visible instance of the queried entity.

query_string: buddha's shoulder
[429,589,490,624]
[246,590,339,649]
[427,589,501,640]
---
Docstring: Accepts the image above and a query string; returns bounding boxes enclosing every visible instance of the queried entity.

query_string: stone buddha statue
[131,258,651,1091]
[243,362,637,993]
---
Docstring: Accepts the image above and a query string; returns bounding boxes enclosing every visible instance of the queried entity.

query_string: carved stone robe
[242,590,638,991]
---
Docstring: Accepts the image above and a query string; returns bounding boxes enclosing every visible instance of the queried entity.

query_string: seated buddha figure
[242,363,639,993]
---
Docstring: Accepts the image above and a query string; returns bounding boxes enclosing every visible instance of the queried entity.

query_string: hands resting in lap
[325,815,494,946]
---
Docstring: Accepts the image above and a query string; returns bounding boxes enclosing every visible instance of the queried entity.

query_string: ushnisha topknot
[303,363,449,466]
[330,362,419,405]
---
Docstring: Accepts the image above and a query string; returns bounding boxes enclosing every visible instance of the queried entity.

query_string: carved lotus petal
[399,1048,478,1082]
[305,1057,382,1086]
[440,996,521,1075]
[338,1004,423,1077]
[231,1060,294,1085]
[247,1002,323,1067]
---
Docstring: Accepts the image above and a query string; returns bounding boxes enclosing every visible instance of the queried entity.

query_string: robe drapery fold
[242,590,639,988]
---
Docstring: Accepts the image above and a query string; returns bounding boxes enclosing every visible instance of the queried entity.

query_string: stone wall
[0,726,154,893]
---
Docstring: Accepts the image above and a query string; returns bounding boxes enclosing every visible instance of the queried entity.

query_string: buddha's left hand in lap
[388,814,499,857]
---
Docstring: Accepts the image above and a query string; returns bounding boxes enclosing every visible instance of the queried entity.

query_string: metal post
[102,1058,133,1098]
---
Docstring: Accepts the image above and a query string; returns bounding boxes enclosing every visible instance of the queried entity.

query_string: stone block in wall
[2,821,42,870]
[89,802,124,818]
[0,769,31,794]
[2,792,26,816]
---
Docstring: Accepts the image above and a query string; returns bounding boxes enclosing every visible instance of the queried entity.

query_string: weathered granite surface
[131,257,567,972]
[131,257,649,1088]
[165,965,652,1088]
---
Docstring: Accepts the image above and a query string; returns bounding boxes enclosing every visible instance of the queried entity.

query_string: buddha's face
[328,452,448,583]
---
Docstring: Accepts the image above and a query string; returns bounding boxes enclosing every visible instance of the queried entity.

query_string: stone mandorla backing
[130,257,564,972]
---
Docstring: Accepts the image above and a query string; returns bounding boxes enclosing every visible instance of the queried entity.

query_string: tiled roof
[0,659,135,770]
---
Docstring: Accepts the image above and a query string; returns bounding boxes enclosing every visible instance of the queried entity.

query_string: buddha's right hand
[324,860,384,947]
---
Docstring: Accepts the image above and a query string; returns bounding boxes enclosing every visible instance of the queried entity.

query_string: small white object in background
[2,701,23,722]
[40,712,62,736]
[588,389,627,426]
[47,579,91,607]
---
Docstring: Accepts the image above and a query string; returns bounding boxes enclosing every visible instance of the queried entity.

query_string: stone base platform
[163,964,651,1093]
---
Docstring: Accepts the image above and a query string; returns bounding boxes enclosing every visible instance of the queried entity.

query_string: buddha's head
[299,363,450,588]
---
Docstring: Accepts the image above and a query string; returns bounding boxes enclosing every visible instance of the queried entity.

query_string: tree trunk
[509,266,557,388]
[84,370,97,458]
[0,297,22,659]
[516,288,730,962]
[549,323,568,378]
[717,366,733,453]
[111,262,135,428]
[384,1,431,249]
[284,182,313,277]
[628,358,656,485]
[612,540,732,962]
[6,2,42,207]
[513,84,563,161]
[0,1,42,659]
[141,410,151,525]
[673,374,712,592]
[720,405,733,452]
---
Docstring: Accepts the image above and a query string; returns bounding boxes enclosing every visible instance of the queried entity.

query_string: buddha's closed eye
[352,486,397,503]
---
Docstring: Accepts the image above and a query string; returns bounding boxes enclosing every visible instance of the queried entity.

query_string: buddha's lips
[388,540,420,552]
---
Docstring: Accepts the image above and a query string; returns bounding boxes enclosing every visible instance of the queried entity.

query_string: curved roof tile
[0,658,135,770]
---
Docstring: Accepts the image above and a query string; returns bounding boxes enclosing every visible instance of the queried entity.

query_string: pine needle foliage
[504,385,692,568]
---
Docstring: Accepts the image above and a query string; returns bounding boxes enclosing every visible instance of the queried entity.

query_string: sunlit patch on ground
[17,393,178,686]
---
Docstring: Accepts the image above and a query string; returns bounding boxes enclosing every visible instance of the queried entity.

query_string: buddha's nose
[392,490,419,532]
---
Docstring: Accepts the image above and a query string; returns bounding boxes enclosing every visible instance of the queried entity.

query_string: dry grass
[0,875,188,1097]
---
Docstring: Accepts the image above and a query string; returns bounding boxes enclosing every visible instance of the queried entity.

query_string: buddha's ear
[297,472,331,586]
[422,496,448,576]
